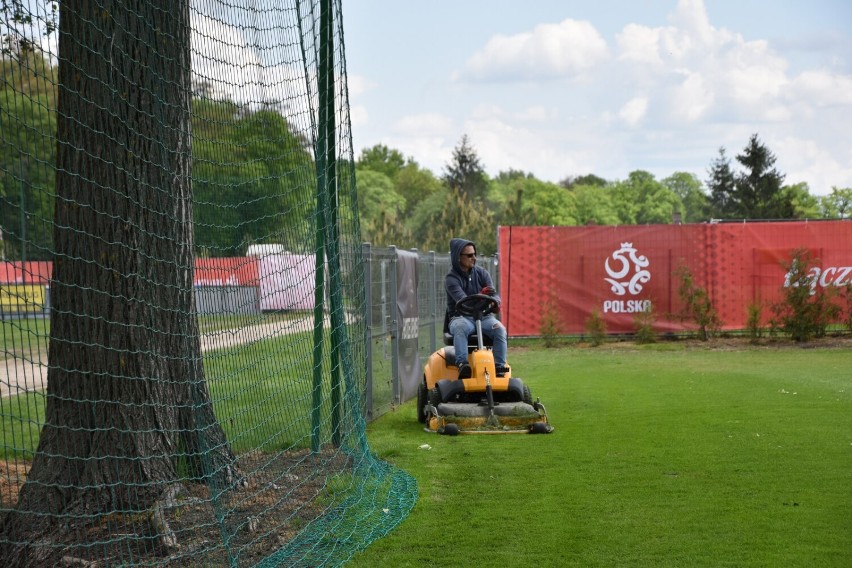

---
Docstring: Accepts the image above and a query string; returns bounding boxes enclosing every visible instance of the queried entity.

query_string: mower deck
[423,400,553,435]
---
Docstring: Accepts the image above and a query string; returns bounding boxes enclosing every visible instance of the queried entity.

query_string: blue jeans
[449,315,507,367]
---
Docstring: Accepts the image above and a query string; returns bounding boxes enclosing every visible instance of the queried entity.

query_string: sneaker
[496,364,510,377]
[457,363,472,379]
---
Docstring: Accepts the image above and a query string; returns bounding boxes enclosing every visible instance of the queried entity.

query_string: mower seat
[443,312,493,349]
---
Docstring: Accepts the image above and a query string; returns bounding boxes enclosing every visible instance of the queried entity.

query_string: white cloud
[346,74,375,98]
[670,72,713,121]
[514,106,557,123]
[619,97,648,126]
[617,24,664,66]
[349,105,369,128]
[462,19,609,81]
[613,0,795,124]
[346,0,852,195]
[789,70,852,106]
[394,113,455,138]
[775,137,852,194]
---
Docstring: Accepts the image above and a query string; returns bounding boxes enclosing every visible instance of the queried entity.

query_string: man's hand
[480,286,496,296]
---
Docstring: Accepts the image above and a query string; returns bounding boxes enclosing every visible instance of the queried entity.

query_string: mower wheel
[417,381,428,423]
[441,423,460,436]
[529,421,553,434]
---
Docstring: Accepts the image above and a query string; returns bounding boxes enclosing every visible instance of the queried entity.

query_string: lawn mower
[418,294,553,435]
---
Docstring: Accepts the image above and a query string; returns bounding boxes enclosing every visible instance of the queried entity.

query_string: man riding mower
[417,292,553,435]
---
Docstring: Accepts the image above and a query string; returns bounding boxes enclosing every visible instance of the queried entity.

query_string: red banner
[0,261,52,285]
[2,259,260,287]
[499,221,852,336]
[194,257,259,287]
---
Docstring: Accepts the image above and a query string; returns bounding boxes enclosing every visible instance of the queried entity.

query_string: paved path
[1,315,339,398]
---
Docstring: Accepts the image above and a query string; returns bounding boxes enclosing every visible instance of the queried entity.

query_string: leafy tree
[356,144,441,221]
[663,172,709,223]
[192,102,315,255]
[820,186,852,219]
[571,183,619,225]
[393,160,442,215]
[0,46,57,260]
[356,143,408,180]
[495,169,535,183]
[781,182,820,219]
[443,134,488,200]
[500,187,540,226]
[560,173,607,189]
[1,2,238,563]
[0,88,55,260]
[608,179,640,225]
[524,179,577,225]
[411,186,496,254]
[609,170,682,225]
[355,168,406,243]
[706,147,736,218]
[492,173,577,226]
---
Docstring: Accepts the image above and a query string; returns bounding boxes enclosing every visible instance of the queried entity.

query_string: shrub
[584,309,607,347]
[746,302,764,343]
[539,298,562,348]
[633,307,657,344]
[674,262,722,340]
[771,249,840,342]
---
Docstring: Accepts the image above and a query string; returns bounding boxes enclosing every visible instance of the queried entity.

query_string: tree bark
[1,1,238,564]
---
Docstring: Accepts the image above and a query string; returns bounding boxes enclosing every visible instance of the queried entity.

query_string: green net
[0,1,416,566]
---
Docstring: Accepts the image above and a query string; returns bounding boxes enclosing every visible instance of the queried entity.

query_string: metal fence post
[388,246,401,406]
[362,242,373,421]
[428,250,437,353]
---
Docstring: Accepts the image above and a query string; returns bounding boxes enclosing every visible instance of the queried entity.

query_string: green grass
[350,343,852,568]
[0,317,50,360]
[0,327,344,458]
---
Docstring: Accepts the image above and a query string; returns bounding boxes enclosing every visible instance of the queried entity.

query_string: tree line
[356,134,852,255]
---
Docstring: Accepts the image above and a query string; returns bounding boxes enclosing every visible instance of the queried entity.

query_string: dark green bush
[584,309,607,347]
[746,302,763,343]
[771,249,840,342]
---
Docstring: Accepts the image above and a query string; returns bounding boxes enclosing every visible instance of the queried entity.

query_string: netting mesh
[0,1,416,566]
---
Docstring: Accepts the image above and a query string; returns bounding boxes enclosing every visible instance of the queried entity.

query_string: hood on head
[449,237,476,273]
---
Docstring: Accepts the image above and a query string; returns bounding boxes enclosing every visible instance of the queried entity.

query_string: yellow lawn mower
[417,294,553,435]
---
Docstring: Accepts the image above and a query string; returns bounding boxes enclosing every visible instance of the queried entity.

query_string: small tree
[674,262,721,340]
[442,134,489,201]
[584,309,607,347]
[771,249,840,341]
[746,302,764,344]
[633,307,657,344]
[539,298,562,348]
[706,147,736,218]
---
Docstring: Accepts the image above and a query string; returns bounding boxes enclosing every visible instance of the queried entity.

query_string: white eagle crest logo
[604,242,650,296]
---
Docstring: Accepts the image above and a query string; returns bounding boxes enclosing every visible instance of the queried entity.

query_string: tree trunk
[1,2,238,564]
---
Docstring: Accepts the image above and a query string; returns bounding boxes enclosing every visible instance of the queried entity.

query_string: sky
[342,0,852,195]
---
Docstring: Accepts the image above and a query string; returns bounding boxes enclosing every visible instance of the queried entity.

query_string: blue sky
[343,0,852,195]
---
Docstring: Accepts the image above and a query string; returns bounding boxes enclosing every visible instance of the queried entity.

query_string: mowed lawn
[350,341,851,568]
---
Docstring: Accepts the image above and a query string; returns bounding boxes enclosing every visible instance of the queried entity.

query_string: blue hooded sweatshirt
[445,238,499,318]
